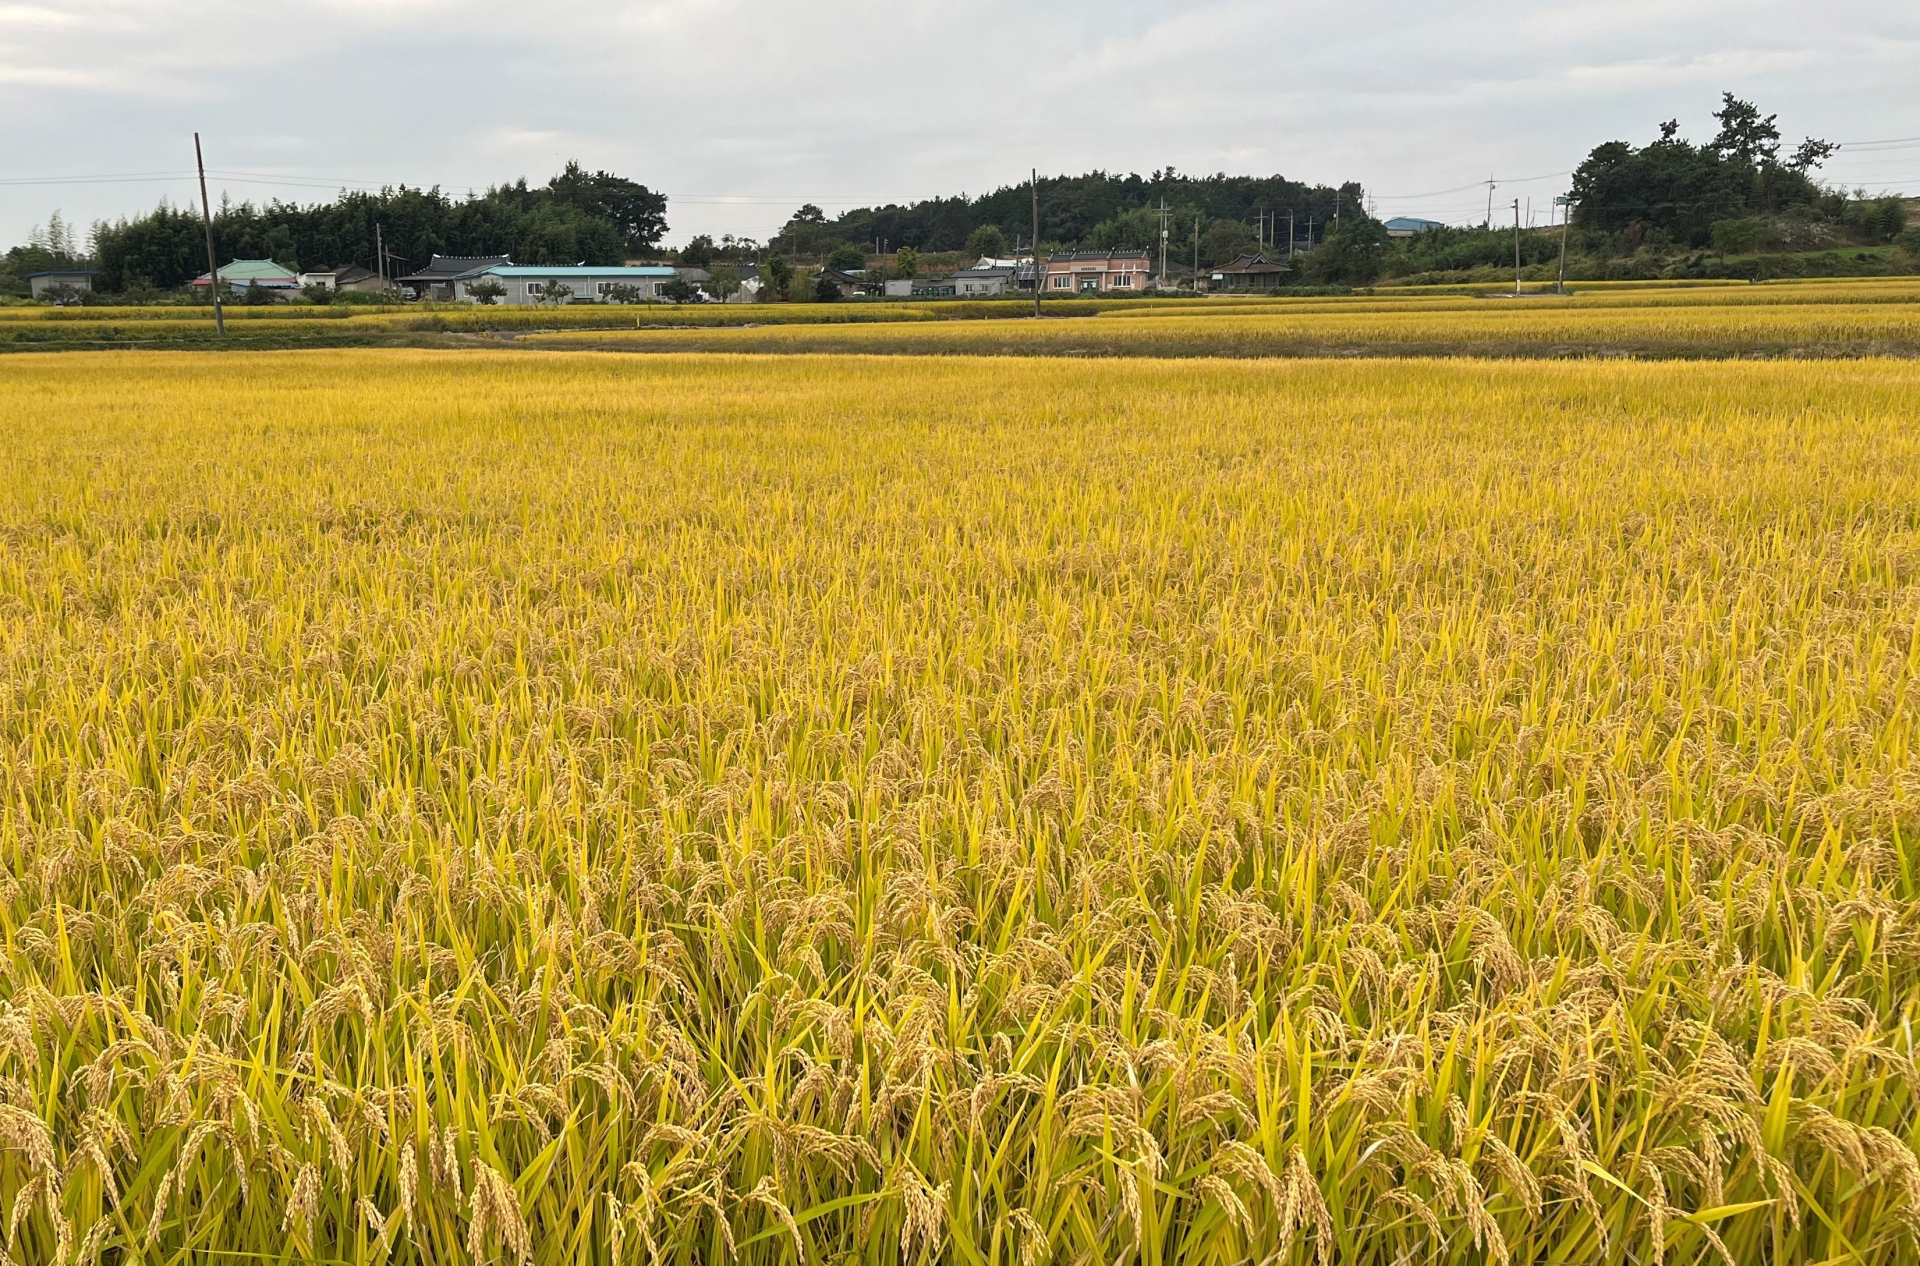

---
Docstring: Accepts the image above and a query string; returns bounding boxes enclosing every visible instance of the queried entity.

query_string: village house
[397,255,512,300]
[1042,251,1154,293]
[950,261,1037,296]
[883,276,957,298]
[815,268,885,298]
[298,264,389,293]
[1208,253,1290,292]
[191,258,300,294]
[27,269,95,300]
[451,263,680,304]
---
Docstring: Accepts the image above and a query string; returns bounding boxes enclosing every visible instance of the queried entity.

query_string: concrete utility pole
[1031,168,1042,318]
[193,132,225,338]
[1288,210,1295,260]
[1193,215,1200,291]
[1555,194,1572,294]
[1158,199,1168,290]
[1512,198,1523,296]
[376,223,387,288]
[1485,177,1496,228]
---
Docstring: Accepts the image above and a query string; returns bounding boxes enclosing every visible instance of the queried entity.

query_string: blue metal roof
[1383,217,1444,232]
[475,265,678,278]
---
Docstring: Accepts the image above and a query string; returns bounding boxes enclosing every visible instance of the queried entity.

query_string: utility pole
[193,132,225,338]
[1031,168,1042,318]
[1555,194,1572,294]
[1288,210,1295,260]
[1158,198,1168,290]
[376,223,387,289]
[1512,198,1522,296]
[1193,215,1200,291]
[1485,176,1496,228]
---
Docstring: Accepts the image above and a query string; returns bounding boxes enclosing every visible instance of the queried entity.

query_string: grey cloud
[1,0,1915,247]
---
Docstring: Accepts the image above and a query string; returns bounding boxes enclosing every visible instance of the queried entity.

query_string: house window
[526,283,545,296]
[1113,273,1132,288]
[1050,275,1070,290]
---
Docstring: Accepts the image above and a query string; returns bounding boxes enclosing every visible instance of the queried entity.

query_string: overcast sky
[3,0,1917,250]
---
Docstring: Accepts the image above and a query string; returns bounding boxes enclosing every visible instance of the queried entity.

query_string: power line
[1837,135,1920,150]
[1371,170,1571,201]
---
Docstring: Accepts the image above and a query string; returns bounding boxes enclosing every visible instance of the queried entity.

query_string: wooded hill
[770,170,1363,260]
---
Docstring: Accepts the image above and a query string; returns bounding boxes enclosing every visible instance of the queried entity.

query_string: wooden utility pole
[193,132,225,338]
[1288,210,1295,260]
[1031,168,1042,318]
[376,223,387,288]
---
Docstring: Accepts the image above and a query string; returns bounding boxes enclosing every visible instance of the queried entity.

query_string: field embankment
[3,350,1919,1263]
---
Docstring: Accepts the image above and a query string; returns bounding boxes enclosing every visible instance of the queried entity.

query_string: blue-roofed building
[1384,217,1445,238]
[452,263,681,304]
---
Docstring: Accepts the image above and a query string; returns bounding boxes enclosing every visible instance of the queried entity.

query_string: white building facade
[453,264,682,304]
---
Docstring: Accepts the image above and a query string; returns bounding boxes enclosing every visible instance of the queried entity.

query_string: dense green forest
[1,164,666,295]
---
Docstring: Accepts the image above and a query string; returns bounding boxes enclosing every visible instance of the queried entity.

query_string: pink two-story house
[1043,251,1156,294]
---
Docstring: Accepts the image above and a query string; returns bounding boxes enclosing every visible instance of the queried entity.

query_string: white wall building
[453,264,682,304]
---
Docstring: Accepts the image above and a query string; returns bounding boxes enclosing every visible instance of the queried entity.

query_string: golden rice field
[3,278,1917,357]
[6,348,1920,1266]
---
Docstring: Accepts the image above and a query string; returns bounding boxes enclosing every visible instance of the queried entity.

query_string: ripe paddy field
[3,289,1920,1265]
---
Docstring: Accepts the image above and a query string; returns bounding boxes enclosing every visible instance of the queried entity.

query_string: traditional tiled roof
[468,265,677,279]
[1213,253,1289,274]
[1046,251,1152,263]
[397,254,512,282]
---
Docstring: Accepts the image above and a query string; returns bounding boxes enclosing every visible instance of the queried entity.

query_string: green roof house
[191,259,300,289]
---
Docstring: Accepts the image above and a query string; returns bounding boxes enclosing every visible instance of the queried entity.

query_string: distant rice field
[5,277,1917,356]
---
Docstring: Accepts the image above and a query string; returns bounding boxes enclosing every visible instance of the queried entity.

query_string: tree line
[68,164,667,293]
[769,169,1363,265]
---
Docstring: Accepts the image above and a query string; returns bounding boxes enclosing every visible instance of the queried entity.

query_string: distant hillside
[770,170,1364,262]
